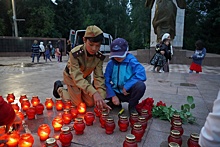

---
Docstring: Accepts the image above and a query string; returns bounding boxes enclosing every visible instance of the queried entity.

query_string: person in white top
[199,90,220,147]
[39,41,45,60]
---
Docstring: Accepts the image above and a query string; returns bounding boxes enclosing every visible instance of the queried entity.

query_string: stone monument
[146,0,186,49]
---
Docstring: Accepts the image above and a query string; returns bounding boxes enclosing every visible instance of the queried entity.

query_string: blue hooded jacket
[192,48,206,65]
[105,53,147,98]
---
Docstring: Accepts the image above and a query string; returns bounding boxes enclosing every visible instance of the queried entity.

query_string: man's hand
[112,96,120,105]
[123,87,129,96]
[93,92,111,111]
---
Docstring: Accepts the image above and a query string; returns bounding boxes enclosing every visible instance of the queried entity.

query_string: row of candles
[3,93,152,147]
[168,114,200,147]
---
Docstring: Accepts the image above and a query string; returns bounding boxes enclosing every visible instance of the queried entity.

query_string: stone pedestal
[150,0,185,49]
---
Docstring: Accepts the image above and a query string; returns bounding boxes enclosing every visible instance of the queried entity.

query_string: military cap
[84,25,103,37]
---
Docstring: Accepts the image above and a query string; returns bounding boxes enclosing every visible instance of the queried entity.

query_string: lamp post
[11,0,18,37]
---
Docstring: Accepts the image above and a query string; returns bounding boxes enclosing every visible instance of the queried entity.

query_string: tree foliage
[0,0,219,53]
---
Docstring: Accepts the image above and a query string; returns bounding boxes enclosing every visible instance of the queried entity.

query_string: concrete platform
[0,56,220,147]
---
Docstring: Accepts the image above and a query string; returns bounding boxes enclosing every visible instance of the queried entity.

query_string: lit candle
[62,109,72,124]
[16,112,24,120]
[77,102,86,114]
[63,99,72,109]
[31,96,40,107]
[19,94,27,103]
[7,93,15,103]
[45,98,54,110]
[18,133,34,147]
[55,98,64,111]
[38,124,51,141]
[21,99,31,111]
[52,116,63,131]
[11,103,20,113]
[6,132,20,147]
[70,105,78,120]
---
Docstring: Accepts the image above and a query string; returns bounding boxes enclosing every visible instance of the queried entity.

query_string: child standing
[45,46,52,62]
[105,38,147,114]
[55,47,61,62]
[150,39,168,73]
[189,40,206,73]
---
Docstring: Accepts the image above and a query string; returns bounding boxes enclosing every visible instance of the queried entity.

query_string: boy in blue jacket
[105,38,147,114]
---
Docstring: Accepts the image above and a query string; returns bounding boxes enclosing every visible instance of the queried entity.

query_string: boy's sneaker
[106,100,122,110]
[128,106,138,115]
[159,69,164,73]
[53,80,63,98]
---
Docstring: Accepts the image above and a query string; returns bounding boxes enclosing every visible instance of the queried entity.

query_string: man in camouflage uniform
[53,25,110,110]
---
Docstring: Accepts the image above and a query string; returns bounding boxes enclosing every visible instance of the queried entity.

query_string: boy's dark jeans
[115,81,146,109]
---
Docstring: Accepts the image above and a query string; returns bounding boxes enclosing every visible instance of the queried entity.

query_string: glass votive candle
[168,142,180,147]
[123,134,137,147]
[140,109,150,121]
[44,138,58,147]
[52,116,63,131]
[11,103,20,113]
[59,127,73,147]
[6,132,20,147]
[35,103,45,115]
[138,116,147,131]
[19,94,27,103]
[55,98,64,111]
[77,102,86,114]
[21,98,31,111]
[105,117,115,135]
[26,107,36,120]
[129,112,139,128]
[171,121,184,136]
[63,99,72,109]
[168,130,182,146]
[73,118,85,135]
[131,122,144,142]
[38,124,51,141]
[45,98,54,110]
[84,112,95,126]
[118,115,129,132]
[7,93,15,103]
[99,112,109,128]
[70,105,78,120]
[18,133,34,147]
[94,106,102,117]
[31,96,40,107]
[16,111,25,120]
[62,109,72,124]
[187,133,200,147]
[171,114,182,125]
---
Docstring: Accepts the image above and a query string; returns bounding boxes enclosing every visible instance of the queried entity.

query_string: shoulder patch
[72,48,84,58]
[95,51,105,61]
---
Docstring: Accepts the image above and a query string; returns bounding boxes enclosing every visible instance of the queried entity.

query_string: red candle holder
[38,124,51,141]
[35,103,45,115]
[44,138,58,147]
[94,106,102,117]
[62,109,72,124]
[7,93,15,103]
[18,133,34,147]
[168,130,182,146]
[140,109,150,121]
[19,94,27,103]
[171,114,182,125]
[63,99,72,109]
[11,103,20,113]
[16,112,25,120]
[118,115,129,132]
[168,142,180,147]
[131,122,144,142]
[123,134,137,147]
[45,98,54,110]
[59,127,73,147]
[171,121,184,136]
[138,116,147,131]
[99,112,109,128]
[105,117,115,134]
[52,116,63,131]
[129,112,139,128]
[55,98,64,111]
[70,105,78,120]
[31,96,40,107]
[84,112,95,126]
[77,102,86,114]
[187,133,200,147]
[6,132,20,147]
[21,98,31,111]
[73,118,85,135]
[26,107,36,120]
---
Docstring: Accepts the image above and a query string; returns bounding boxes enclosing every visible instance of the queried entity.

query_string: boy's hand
[112,96,120,105]
[123,88,129,96]
[93,92,111,110]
